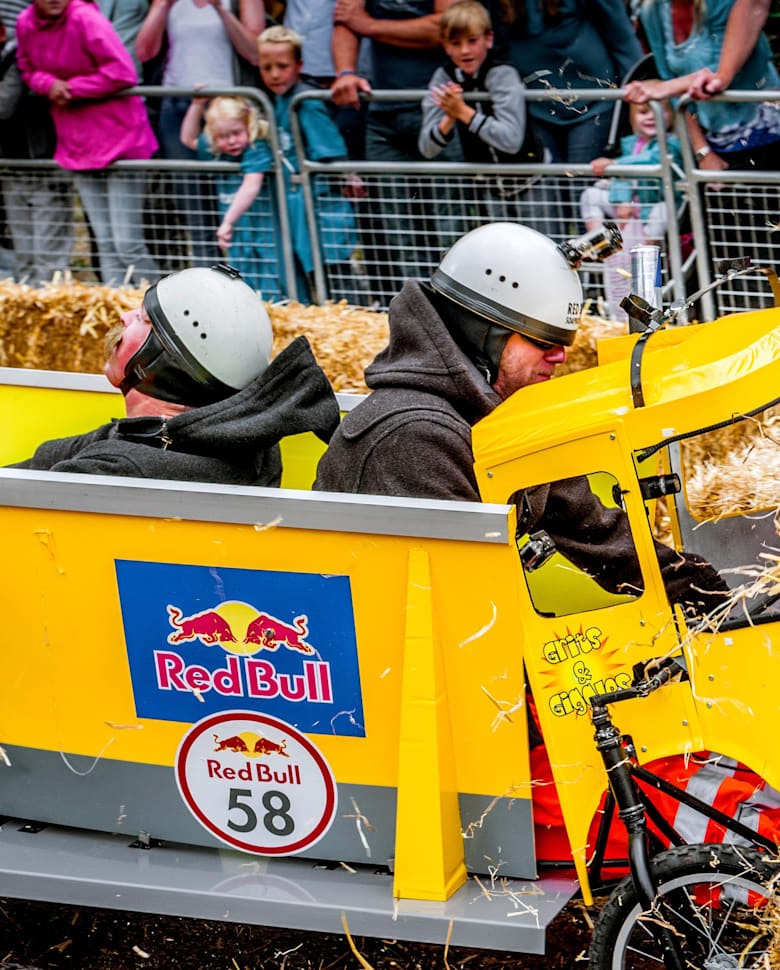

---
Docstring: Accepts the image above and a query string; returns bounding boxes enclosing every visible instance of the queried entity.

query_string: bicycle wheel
[589,843,779,969]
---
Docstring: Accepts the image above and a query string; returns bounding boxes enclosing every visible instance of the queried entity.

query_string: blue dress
[196,135,283,299]
[607,133,684,218]
[271,85,357,280]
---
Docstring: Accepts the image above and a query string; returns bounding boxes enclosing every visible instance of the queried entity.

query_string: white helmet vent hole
[200,332,207,339]
[499,275,506,282]
[512,281,519,288]
[183,309,190,316]
[485,268,492,275]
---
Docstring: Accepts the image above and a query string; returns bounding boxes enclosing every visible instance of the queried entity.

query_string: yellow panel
[0,384,123,465]
[684,622,780,793]
[394,549,467,901]
[475,429,703,887]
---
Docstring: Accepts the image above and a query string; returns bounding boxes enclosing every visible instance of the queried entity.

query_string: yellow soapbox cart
[1,295,780,967]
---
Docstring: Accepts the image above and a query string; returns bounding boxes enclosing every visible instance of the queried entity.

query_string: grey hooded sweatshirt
[315,280,727,612]
[14,336,340,486]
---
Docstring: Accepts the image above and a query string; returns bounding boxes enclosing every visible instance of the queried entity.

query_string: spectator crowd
[0,0,778,308]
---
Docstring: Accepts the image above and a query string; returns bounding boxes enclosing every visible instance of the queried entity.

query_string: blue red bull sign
[115,560,364,736]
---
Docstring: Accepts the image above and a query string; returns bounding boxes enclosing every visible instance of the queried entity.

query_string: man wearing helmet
[13,264,340,483]
[314,222,726,612]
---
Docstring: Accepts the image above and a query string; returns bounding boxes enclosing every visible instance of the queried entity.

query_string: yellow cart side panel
[1,383,122,465]
[0,505,529,801]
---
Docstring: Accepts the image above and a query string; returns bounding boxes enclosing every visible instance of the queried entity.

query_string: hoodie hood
[116,335,339,462]
[365,279,501,426]
[14,336,339,487]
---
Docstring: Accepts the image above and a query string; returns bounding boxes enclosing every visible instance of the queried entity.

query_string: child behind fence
[581,99,683,320]
[181,95,279,297]
[257,25,360,304]
[418,0,546,229]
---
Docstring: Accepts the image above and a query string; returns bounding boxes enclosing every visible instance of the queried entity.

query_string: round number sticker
[176,711,337,855]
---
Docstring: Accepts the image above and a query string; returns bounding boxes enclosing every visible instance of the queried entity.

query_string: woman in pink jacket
[17,0,160,285]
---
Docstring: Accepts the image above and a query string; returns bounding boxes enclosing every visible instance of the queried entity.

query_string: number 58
[227,788,295,836]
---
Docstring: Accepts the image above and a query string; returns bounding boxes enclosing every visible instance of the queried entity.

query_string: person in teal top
[496,0,643,162]
[625,0,780,170]
[624,0,780,306]
[258,23,359,302]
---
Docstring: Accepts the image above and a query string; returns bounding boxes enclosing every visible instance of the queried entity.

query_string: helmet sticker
[565,302,582,328]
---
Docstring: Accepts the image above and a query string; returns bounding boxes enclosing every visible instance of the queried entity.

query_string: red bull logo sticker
[115,561,364,736]
[176,711,337,855]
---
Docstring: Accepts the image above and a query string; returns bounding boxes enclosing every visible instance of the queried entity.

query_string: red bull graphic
[167,606,238,645]
[243,614,313,654]
[213,732,289,757]
[116,560,364,736]
[155,655,333,703]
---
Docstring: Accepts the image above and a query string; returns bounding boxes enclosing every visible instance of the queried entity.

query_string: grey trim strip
[431,270,576,346]
[0,820,576,952]
[0,367,121,393]
[0,368,366,411]
[336,392,364,411]
[0,470,512,543]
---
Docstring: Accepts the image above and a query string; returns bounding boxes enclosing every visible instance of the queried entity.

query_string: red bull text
[155,654,333,703]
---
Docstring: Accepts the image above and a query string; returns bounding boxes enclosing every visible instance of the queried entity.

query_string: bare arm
[135,0,174,63]
[688,0,771,97]
[180,98,206,150]
[218,171,264,248]
[333,0,457,49]
[684,111,728,171]
[208,0,265,65]
[331,20,372,107]
[624,75,694,102]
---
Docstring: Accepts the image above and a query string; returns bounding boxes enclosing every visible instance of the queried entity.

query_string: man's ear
[486,30,494,48]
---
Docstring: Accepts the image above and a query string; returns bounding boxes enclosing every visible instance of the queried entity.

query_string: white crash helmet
[121,264,273,406]
[431,223,585,347]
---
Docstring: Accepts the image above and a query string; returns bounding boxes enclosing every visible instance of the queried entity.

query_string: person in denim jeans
[0,17,73,283]
[16,0,160,286]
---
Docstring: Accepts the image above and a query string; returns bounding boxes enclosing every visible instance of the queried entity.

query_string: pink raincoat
[16,0,157,170]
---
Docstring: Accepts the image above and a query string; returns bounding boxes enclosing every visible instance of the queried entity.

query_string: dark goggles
[522,333,561,352]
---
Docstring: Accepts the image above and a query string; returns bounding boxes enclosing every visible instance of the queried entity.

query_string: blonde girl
[181,95,278,294]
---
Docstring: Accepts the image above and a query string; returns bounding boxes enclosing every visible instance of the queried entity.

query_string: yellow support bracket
[393,548,467,902]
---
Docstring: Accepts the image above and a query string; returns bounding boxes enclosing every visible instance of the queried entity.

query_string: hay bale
[683,424,780,521]
[0,279,616,389]
[558,310,628,375]
[267,300,387,393]
[0,277,142,374]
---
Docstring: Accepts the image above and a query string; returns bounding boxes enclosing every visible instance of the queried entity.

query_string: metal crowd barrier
[0,85,777,321]
[290,88,685,319]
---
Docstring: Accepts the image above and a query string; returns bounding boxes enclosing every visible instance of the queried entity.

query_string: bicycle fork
[590,689,686,970]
